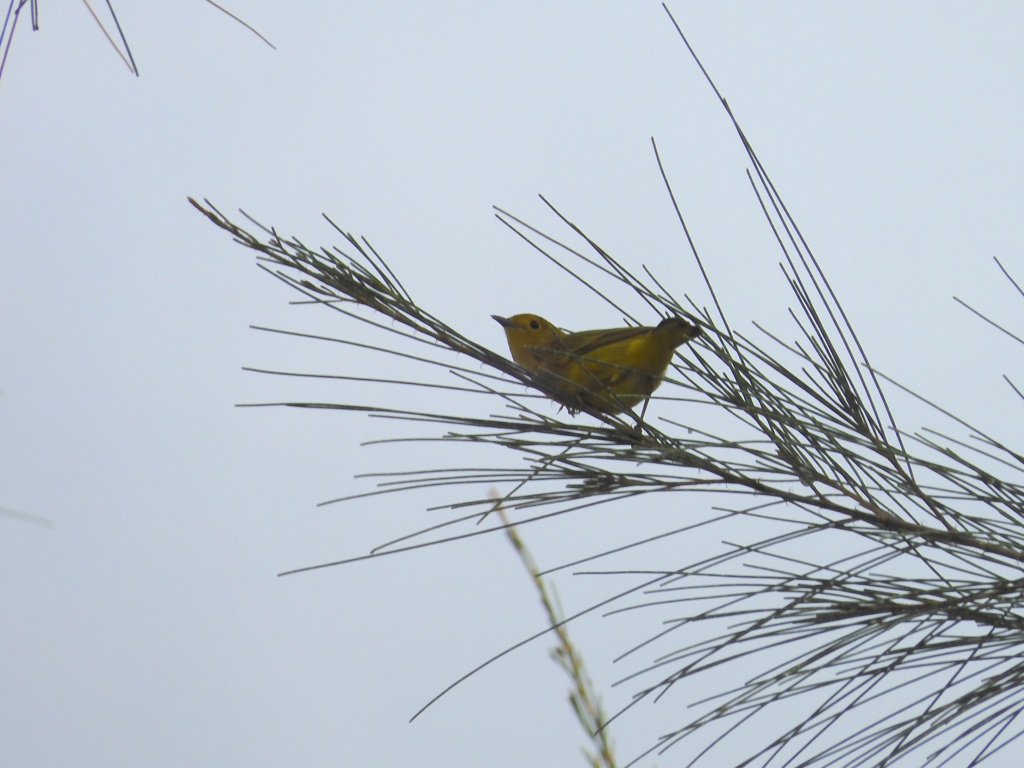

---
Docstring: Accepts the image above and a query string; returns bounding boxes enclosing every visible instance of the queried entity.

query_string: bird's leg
[638,396,651,425]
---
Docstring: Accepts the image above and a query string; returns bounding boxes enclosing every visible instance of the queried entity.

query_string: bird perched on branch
[493,313,701,417]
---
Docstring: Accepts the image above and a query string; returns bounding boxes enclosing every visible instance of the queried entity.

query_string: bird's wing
[562,326,649,358]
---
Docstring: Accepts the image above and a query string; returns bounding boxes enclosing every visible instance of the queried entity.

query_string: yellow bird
[492,313,701,416]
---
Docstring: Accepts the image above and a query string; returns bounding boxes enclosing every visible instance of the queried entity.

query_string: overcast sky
[4,3,1024,767]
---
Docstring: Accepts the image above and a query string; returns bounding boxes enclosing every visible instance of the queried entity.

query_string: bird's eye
[530,319,540,330]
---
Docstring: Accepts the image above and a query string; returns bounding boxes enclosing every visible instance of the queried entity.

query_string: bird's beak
[492,314,516,329]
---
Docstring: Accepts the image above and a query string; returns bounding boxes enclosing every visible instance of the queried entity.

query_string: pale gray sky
[3,3,1024,766]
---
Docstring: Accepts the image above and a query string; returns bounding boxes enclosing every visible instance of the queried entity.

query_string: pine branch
[188,11,1024,767]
